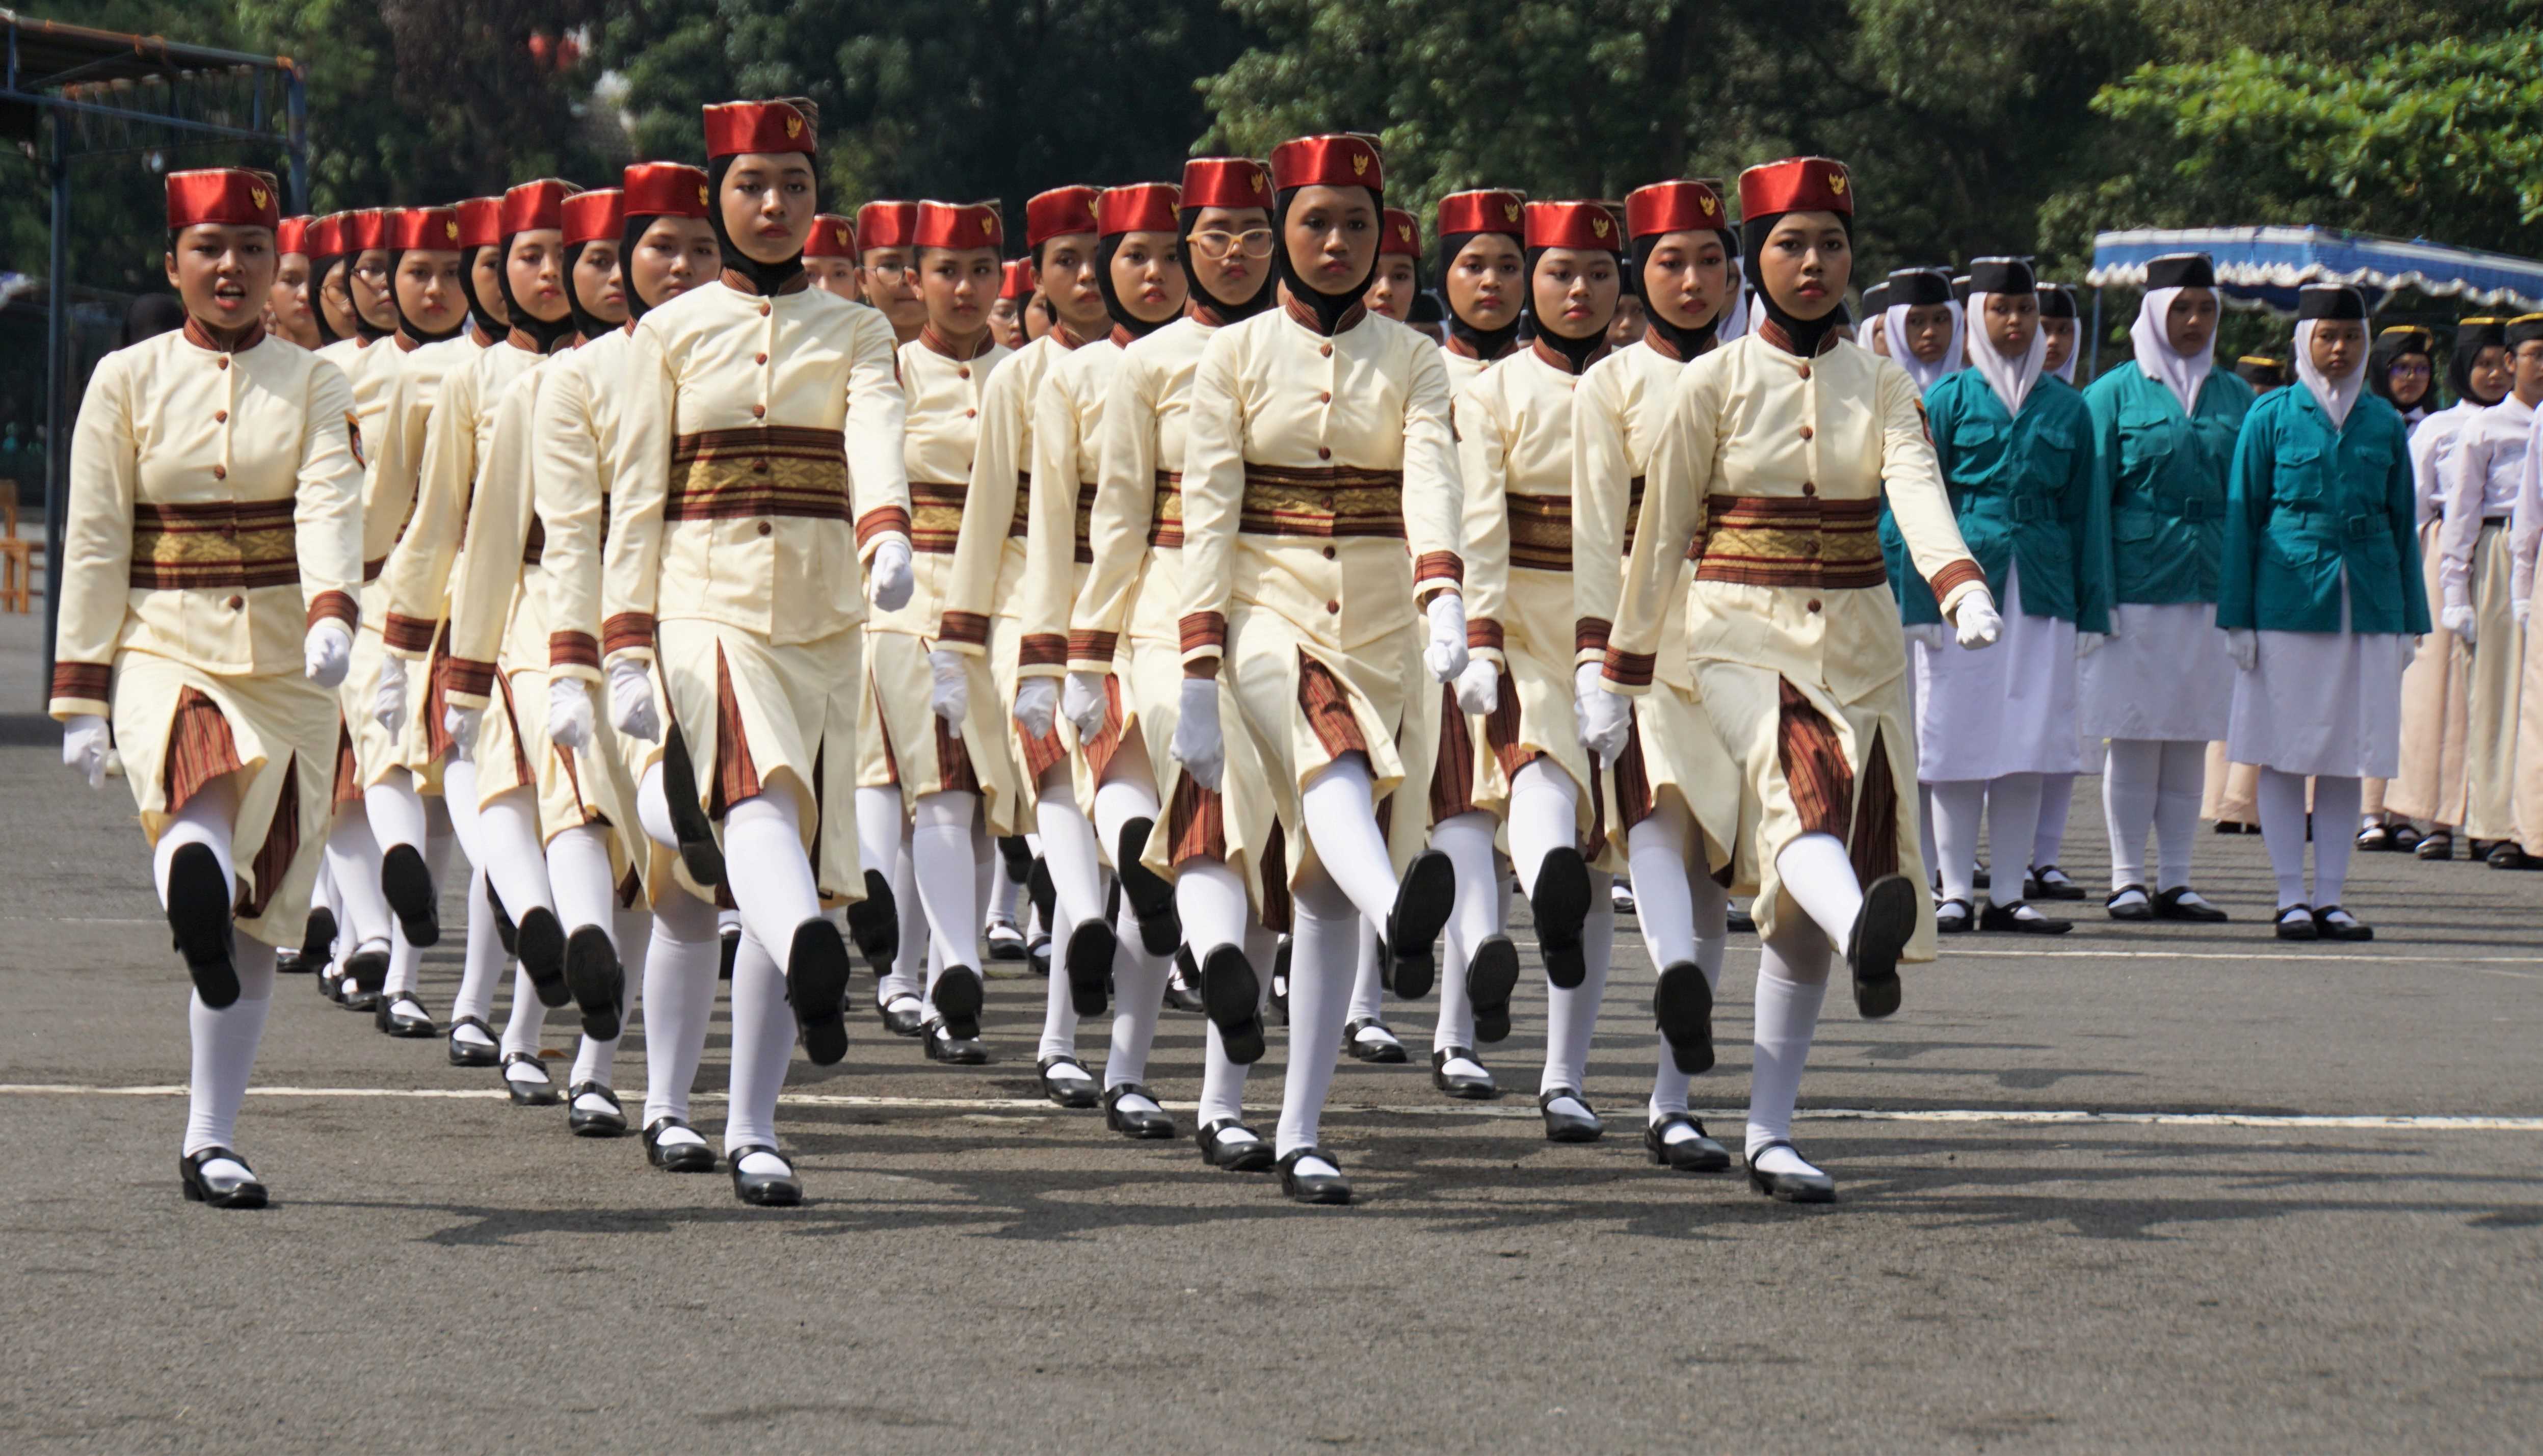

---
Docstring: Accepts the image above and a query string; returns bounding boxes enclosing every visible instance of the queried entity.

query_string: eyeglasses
[863,261,913,282]
[1189,228,1275,260]
[2387,359,2433,378]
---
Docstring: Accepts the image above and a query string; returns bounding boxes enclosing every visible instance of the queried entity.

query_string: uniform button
[1798,365,1811,381]
[217,357,229,370]
[756,521,773,537]
[226,595,244,610]
[755,352,768,365]
[1319,343,1332,358]
[1321,545,1336,560]
[759,303,771,317]
[958,366,971,380]
[1806,598,1822,613]
[1319,391,1331,404]
[965,408,977,418]
[211,464,227,479]
[214,410,228,423]
[1326,599,1340,614]
[752,460,769,474]
[1798,424,1815,441]
[1801,481,1817,497]
[1317,446,1332,460]
[752,404,766,418]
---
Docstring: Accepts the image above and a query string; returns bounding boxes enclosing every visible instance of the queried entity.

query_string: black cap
[2508,313,2543,350]
[1967,257,2035,296]
[2235,354,2287,387]
[2376,323,2432,350]
[2036,283,2078,319]
[2144,253,2217,290]
[2296,284,2368,321]
[1887,267,1953,307]
[1951,274,1972,305]
[2457,316,2507,350]
[1861,281,1890,316]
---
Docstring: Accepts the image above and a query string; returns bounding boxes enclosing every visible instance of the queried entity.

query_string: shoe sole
[1466,936,1520,1044]
[659,724,728,887]
[564,925,624,1041]
[1652,962,1715,1074]
[1386,850,1457,1000]
[166,844,239,1009]
[933,966,985,1041]
[845,868,899,969]
[299,906,338,966]
[379,843,441,947]
[1528,847,1592,990]
[1847,874,1918,1020]
[1064,920,1116,1018]
[447,1042,500,1068]
[1116,817,1182,956]
[343,948,391,994]
[1200,945,1265,1065]
[787,920,855,1066]
[515,907,570,1008]
[486,884,520,956]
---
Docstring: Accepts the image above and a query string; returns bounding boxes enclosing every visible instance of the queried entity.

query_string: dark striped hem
[855,505,914,548]
[1018,633,1068,669]
[383,614,437,655]
[1575,617,1611,657]
[1068,630,1119,664]
[52,661,111,705]
[1467,618,1504,652]
[938,611,991,648]
[1602,648,1655,689]
[307,591,358,631]
[602,612,655,658]
[1179,612,1226,657]
[550,631,601,672]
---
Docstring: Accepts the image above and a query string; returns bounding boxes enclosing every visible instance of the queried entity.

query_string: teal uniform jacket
[1897,370,2110,631]
[2084,361,2257,605]
[2217,384,2430,636]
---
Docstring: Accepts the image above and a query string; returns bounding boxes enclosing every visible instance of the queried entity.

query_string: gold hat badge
[1827,171,1847,195]
[785,114,803,139]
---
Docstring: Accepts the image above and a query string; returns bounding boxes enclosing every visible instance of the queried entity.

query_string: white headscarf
[1885,298,1964,394]
[2293,317,2365,431]
[1967,292,2050,417]
[1717,267,1751,342]
[2129,284,2216,417]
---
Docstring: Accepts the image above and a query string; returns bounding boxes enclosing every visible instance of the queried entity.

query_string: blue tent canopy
[2086,226,2543,316]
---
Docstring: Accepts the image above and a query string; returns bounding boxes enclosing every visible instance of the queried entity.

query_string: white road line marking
[0,1084,2536,1131]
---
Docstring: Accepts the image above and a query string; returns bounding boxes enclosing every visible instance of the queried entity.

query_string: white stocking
[546,823,618,934]
[1986,773,2044,902]
[637,762,681,851]
[1034,763,1103,1058]
[1744,919,1830,1176]
[1197,921,1281,1130]
[1298,755,1401,926]
[2101,737,2160,891]
[879,835,925,1004]
[721,780,822,960]
[153,776,237,909]
[184,937,275,1160]
[321,807,393,953]
[448,866,505,1039]
[437,758,482,864]
[1626,803,1700,968]
[1540,872,1614,1105]
[722,930,796,1159]
[1104,902,1173,1089]
[855,783,905,881]
[1090,751,1162,865]
[2309,776,2363,909]
[1346,925,1385,1024]
[1276,866,1359,1166]
[1427,810,1500,1052]
[499,963,552,1062]
[1930,779,1986,906]
[1505,759,1578,899]
[1774,831,1864,947]
[1173,855,1252,959]
[641,888,722,1133]
[2151,739,2207,892]
[2032,772,2075,871]
[910,790,983,974]
[363,767,428,857]
[474,787,557,923]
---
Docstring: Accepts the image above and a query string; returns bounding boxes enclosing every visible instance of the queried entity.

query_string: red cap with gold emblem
[306,214,344,258]
[455,197,504,249]
[915,200,1003,251]
[1380,208,1421,257]
[803,214,857,259]
[622,163,710,221]
[345,207,391,252]
[500,179,579,238]
[1097,184,1180,237]
[277,216,312,257]
[855,201,917,250]
[166,168,281,231]
[1026,186,1100,247]
[1269,134,1382,194]
[1436,189,1524,239]
[702,98,816,158]
[1000,258,1034,302]
[1737,157,1852,221]
[1522,200,1617,251]
[389,206,463,252]
[562,189,624,247]
[1179,157,1272,210]
[1624,179,1730,240]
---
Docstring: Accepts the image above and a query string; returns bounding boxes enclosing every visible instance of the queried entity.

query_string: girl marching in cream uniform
[1437,189,1527,388]
[1022,182,1193,1133]
[605,98,915,1206]
[1588,158,2000,1203]
[1572,178,1748,1173]
[55,169,363,1206]
[1071,156,1287,1173]
[538,161,733,1170]
[1172,134,1465,1205]
[870,199,1017,1067]
[2220,284,2427,939]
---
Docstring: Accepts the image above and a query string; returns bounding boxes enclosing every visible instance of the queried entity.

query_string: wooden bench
[1,492,36,614]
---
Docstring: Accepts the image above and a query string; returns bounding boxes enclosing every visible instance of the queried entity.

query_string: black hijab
[458,245,506,339]
[562,239,622,341]
[1095,233,1175,342]
[1631,232,1726,362]
[308,253,346,346]
[1438,227,1523,360]
[387,247,467,346]
[1273,185,1378,334]
[1740,210,1851,357]
[2446,322,2508,409]
[1523,245,1617,374]
[495,232,580,353]
[705,153,807,297]
[1175,205,1274,325]
[2367,327,2435,421]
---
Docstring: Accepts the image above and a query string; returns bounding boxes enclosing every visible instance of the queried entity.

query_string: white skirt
[1912,562,2082,783]
[2227,620,2410,779]
[2080,601,2235,741]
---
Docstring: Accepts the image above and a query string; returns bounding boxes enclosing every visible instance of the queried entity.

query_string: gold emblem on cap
[1251,172,1266,194]
[249,184,270,209]
[1503,201,1520,223]
[836,224,851,246]
[1827,171,1847,195]
[981,215,995,235]
[785,114,803,139]
[1397,222,1412,242]
[697,183,709,206]
[1353,150,1369,176]
[1699,194,1717,216]
[1591,214,1610,238]
[445,219,460,241]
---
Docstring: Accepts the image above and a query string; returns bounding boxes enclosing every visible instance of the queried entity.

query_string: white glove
[374,661,409,736]
[1904,622,1948,650]
[548,676,593,751]
[1423,593,1469,682]
[303,619,352,687]
[443,703,480,762]
[1173,675,1224,790]
[2441,603,2477,644]
[1013,675,1058,739]
[2076,631,2108,659]
[1062,671,1109,742]
[2516,598,2533,631]
[62,713,108,790]
[867,536,914,613]
[1578,679,1634,767]
[2227,628,2259,672]
[607,657,660,740]
[928,648,970,724]
[1953,589,2003,649]
[1453,656,1498,715]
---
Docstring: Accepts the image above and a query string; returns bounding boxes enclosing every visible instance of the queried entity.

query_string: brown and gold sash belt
[129,498,299,591]
[666,426,848,524]
[1693,493,1887,591]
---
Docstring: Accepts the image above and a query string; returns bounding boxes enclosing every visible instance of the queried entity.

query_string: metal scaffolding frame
[3,9,307,681]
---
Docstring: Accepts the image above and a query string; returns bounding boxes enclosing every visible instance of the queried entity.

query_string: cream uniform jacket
[378,332,551,662]
[355,333,485,585]
[1074,315,1214,668]
[1020,333,1133,673]
[537,326,634,685]
[936,329,1083,659]
[2437,394,2534,614]
[1439,339,1512,398]
[876,331,1009,642]
[441,355,561,705]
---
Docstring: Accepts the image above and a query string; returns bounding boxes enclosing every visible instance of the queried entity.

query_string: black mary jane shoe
[1196,1118,1276,1172]
[1276,1146,1353,1206]
[1653,960,1716,1075]
[786,918,856,1066]
[2273,905,2319,941]
[931,964,986,1042]
[1162,948,1208,1014]
[501,1051,564,1106]
[1933,896,1975,934]
[1430,1048,1499,1101]
[1978,899,2072,935]
[344,945,391,996]
[1102,1082,1177,1140]
[564,925,626,1042]
[1644,1112,1732,1173]
[1973,860,1992,890]
[1538,1087,1605,1144]
[727,1144,803,1207]
[374,991,436,1038]
[515,906,570,1009]
[1038,1054,1101,1110]
[1527,845,1594,990]
[1382,848,1456,1000]
[1026,934,1052,981]
[1116,817,1183,956]
[1745,1140,1836,1203]
[1465,935,1521,1045]
[2387,824,2424,855]
[341,985,383,1014]
[643,1116,717,1173]
[378,842,442,947]
[316,960,347,1003]
[2488,841,2537,870]
[1726,903,1756,934]
[2311,905,2375,942]
[2024,865,2087,902]
[446,1015,500,1068]
[165,843,240,1008]
[1847,874,1918,1020]
[845,867,900,971]
[180,1147,268,1209]
[877,995,926,1038]
[2105,885,2154,922]
[2355,823,2394,853]
[2152,886,2230,923]
[2414,831,2454,862]
[1200,944,1267,1065]
[1063,919,1116,1019]
[295,906,337,972]
[920,1018,990,1066]
[566,1081,629,1138]
[1343,1017,1408,1064]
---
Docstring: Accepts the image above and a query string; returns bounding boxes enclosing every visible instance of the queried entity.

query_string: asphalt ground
[2,731,2538,1452]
